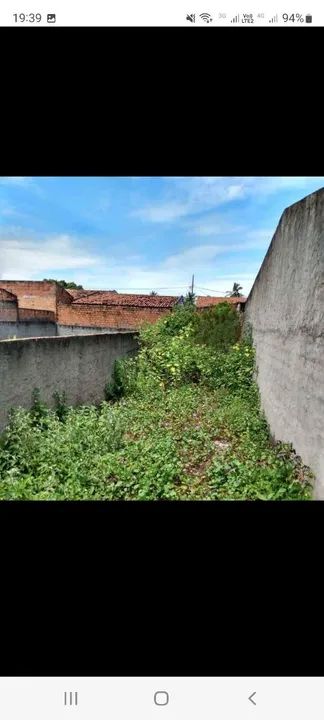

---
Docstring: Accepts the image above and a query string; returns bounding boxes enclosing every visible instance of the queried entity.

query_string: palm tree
[150,291,158,296]
[226,282,243,297]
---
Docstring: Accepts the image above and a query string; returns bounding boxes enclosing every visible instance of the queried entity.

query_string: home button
[154,691,169,706]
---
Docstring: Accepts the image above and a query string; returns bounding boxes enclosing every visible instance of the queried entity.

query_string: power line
[195,286,228,294]
[103,285,189,291]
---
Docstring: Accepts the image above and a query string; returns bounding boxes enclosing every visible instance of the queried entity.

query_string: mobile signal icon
[231,14,239,22]
[269,13,278,22]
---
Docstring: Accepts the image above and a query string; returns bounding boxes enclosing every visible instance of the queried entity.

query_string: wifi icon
[200,12,212,22]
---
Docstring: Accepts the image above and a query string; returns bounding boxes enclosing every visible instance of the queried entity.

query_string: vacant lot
[0,305,313,500]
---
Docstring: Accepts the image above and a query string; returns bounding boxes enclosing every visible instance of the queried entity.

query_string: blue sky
[1,176,323,296]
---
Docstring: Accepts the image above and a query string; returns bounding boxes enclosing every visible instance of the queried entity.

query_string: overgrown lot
[0,303,313,500]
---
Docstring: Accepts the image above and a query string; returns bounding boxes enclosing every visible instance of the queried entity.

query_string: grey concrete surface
[56,324,131,335]
[0,321,57,340]
[244,187,324,498]
[0,332,138,432]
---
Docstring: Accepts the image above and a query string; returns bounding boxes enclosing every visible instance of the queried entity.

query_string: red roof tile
[66,289,88,299]
[196,296,247,308]
[72,292,179,308]
[65,289,112,299]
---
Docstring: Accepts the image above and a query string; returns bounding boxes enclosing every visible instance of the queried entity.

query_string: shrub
[208,342,256,396]
[0,300,311,501]
[140,304,196,345]
[104,356,139,401]
[30,388,51,429]
[193,302,241,352]
[53,391,69,422]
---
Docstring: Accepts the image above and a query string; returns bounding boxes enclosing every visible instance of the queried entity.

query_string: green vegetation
[0,303,312,500]
[183,290,196,306]
[193,301,241,352]
[43,279,84,290]
[226,282,243,297]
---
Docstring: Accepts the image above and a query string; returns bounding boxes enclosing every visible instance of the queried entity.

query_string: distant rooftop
[196,296,247,308]
[72,291,180,308]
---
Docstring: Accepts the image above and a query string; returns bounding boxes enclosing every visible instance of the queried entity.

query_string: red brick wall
[57,303,172,329]
[18,308,56,322]
[55,285,73,307]
[0,281,57,313]
[0,289,16,302]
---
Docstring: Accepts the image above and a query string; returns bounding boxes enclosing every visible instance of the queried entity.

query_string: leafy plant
[43,279,84,289]
[193,302,241,352]
[53,391,69,422]
[0,307,312,501]
[30,388,50,428]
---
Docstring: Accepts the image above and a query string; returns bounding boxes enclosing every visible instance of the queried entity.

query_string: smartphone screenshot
[0,0,323,25]
[1,677,324,718]
[0,176,323,500]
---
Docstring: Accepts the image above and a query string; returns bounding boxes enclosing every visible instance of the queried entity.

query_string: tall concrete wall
[0,322,57,340]
[244,187,324,498]
[0,322,135,340]
[57,324,131,336]
[0,332,138,432]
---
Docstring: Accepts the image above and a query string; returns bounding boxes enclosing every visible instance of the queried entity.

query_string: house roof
[65,289,89,299]
[66,289,118,300]
[0,288,18,302]
[196,296,247,308]
[72,292,180,308]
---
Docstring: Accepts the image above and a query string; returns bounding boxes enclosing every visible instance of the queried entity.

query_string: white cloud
[0,229,101,279]
[163,244,234,269]
[132,202,189,223]
[75,264,257,298]
[0,219,267,298]
[133,177,324,225]
[183,215,247,237]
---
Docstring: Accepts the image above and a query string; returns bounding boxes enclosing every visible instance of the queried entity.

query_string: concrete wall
[57,324,132,336]
[0,289,19,321]
[0,301,18,322]
[0,322,137,340]
[0,322,57,340]
[0,332,138,432]
[244,187,324,498]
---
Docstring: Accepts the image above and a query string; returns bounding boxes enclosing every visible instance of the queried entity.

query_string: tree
[150,291,158,296]
[226,282,243,297]
[184,290,196,306]
[43,279,84,290]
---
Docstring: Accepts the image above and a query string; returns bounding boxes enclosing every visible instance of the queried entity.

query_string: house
[0,280,182,335]
[0,280,247,339]
[196,296,247,312]
[57,291,182,331]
